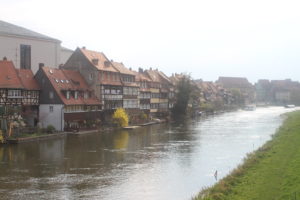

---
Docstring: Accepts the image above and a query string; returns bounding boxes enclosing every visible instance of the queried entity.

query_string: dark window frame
[20,44,31,69]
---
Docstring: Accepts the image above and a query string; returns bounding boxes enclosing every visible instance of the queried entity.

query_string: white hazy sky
[2,0,300,83]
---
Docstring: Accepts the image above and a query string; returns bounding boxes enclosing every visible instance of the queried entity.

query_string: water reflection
[0,107,298,200]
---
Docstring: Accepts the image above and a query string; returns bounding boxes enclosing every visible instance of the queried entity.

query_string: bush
[112,108,129,127]
[46,125,56,134]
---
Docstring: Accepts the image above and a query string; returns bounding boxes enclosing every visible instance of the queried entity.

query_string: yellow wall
[150,98,159,103]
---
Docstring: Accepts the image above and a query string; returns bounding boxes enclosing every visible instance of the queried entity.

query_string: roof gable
[79,48,118,72]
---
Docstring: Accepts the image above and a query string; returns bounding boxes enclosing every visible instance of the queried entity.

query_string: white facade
[0,35,61,74]
[39,104,64,131]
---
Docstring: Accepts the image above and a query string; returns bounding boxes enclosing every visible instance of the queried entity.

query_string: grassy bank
[194,111,300,200]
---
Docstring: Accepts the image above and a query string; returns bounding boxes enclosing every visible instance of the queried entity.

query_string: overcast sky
[2,0,300,83]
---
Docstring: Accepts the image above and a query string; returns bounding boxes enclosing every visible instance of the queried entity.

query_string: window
[111,89,117,94]
[104,89,110,94]
[49,91,54,99]
[49,106,54,112]
[74,91,78,99]
[20,44,31,69]
[66,91,70,99]
[7,90,22,98]
[89,73,93,80]
[124,87,129,95]
[84,92,88,99]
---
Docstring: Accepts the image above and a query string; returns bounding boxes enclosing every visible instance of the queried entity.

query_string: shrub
[46,125,56,134]
[112,108,129,127]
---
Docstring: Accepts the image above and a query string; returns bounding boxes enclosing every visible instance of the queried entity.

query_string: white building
[0,20,72,73]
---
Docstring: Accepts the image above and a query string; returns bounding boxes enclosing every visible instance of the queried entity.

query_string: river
[0,107,298,200]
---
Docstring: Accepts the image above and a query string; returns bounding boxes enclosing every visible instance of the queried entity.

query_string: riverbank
[194,110,300,200]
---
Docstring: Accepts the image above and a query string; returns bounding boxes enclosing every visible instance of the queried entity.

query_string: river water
[0,107,298,200]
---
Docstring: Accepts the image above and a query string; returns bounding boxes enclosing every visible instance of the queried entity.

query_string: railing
[104,95,122,100]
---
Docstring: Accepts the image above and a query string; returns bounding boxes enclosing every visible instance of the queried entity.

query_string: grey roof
[0,20,60,43]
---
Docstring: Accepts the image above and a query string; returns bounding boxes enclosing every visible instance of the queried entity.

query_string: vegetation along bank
[194,110,300,200]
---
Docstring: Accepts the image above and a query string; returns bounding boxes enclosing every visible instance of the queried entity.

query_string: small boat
[284,104,295,108]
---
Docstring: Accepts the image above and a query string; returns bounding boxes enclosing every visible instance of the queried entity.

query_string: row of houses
[0,49,176,132]
[1,20,300,134]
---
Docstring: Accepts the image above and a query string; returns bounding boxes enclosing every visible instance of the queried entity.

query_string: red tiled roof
[42,67,101,106]
[112,62,139,87]
[80,48,118,73]
[0,61,23,89]
[157,71,172,84]
[145,69,161,82]
[132,70,152,82]
[16,69,40,90]
[112,62,135,75]
[217,76,253,89]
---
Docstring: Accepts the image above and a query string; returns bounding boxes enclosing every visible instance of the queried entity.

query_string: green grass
[194,111,300,200]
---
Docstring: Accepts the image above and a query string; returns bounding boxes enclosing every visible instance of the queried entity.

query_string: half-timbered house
[0,59,40,127]
[63,48,123,111]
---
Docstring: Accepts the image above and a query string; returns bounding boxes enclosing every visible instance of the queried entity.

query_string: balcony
[104,94,123,100]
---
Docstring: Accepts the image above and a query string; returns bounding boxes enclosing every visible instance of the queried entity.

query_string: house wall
[35,68,63,104]
[0,35,61,73]
[39,104,64,131]
[63,49,99,97]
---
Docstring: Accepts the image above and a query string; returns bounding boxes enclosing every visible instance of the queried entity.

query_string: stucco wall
[39,104,64,131]
[0,35,60,74]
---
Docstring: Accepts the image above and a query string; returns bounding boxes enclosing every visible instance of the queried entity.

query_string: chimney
[150,67,152,70]
[111,59,114,62]
[39,63,44,70]
[82,46,86,50]
[129,67,132,71]
[92,58,99,65]
[3,56,7,61]
[138,68,143,73]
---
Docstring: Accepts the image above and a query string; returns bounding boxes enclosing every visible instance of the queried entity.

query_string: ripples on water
[0,107,298,200]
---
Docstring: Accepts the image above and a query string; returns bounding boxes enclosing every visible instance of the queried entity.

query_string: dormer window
[92,58,99,65]
[89,73,93,80]
[74,91,78,99]
[66,91,70,99]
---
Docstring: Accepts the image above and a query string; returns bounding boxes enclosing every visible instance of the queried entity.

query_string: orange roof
[145,69,161,83]
[16,69,40,90]
[132,70,152,82]
[0,61,23,89]
[42,67,101,105]
[0,60,40,91]
[80,48,118,72]
[157,71,172,84]
[112,62,135,76]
